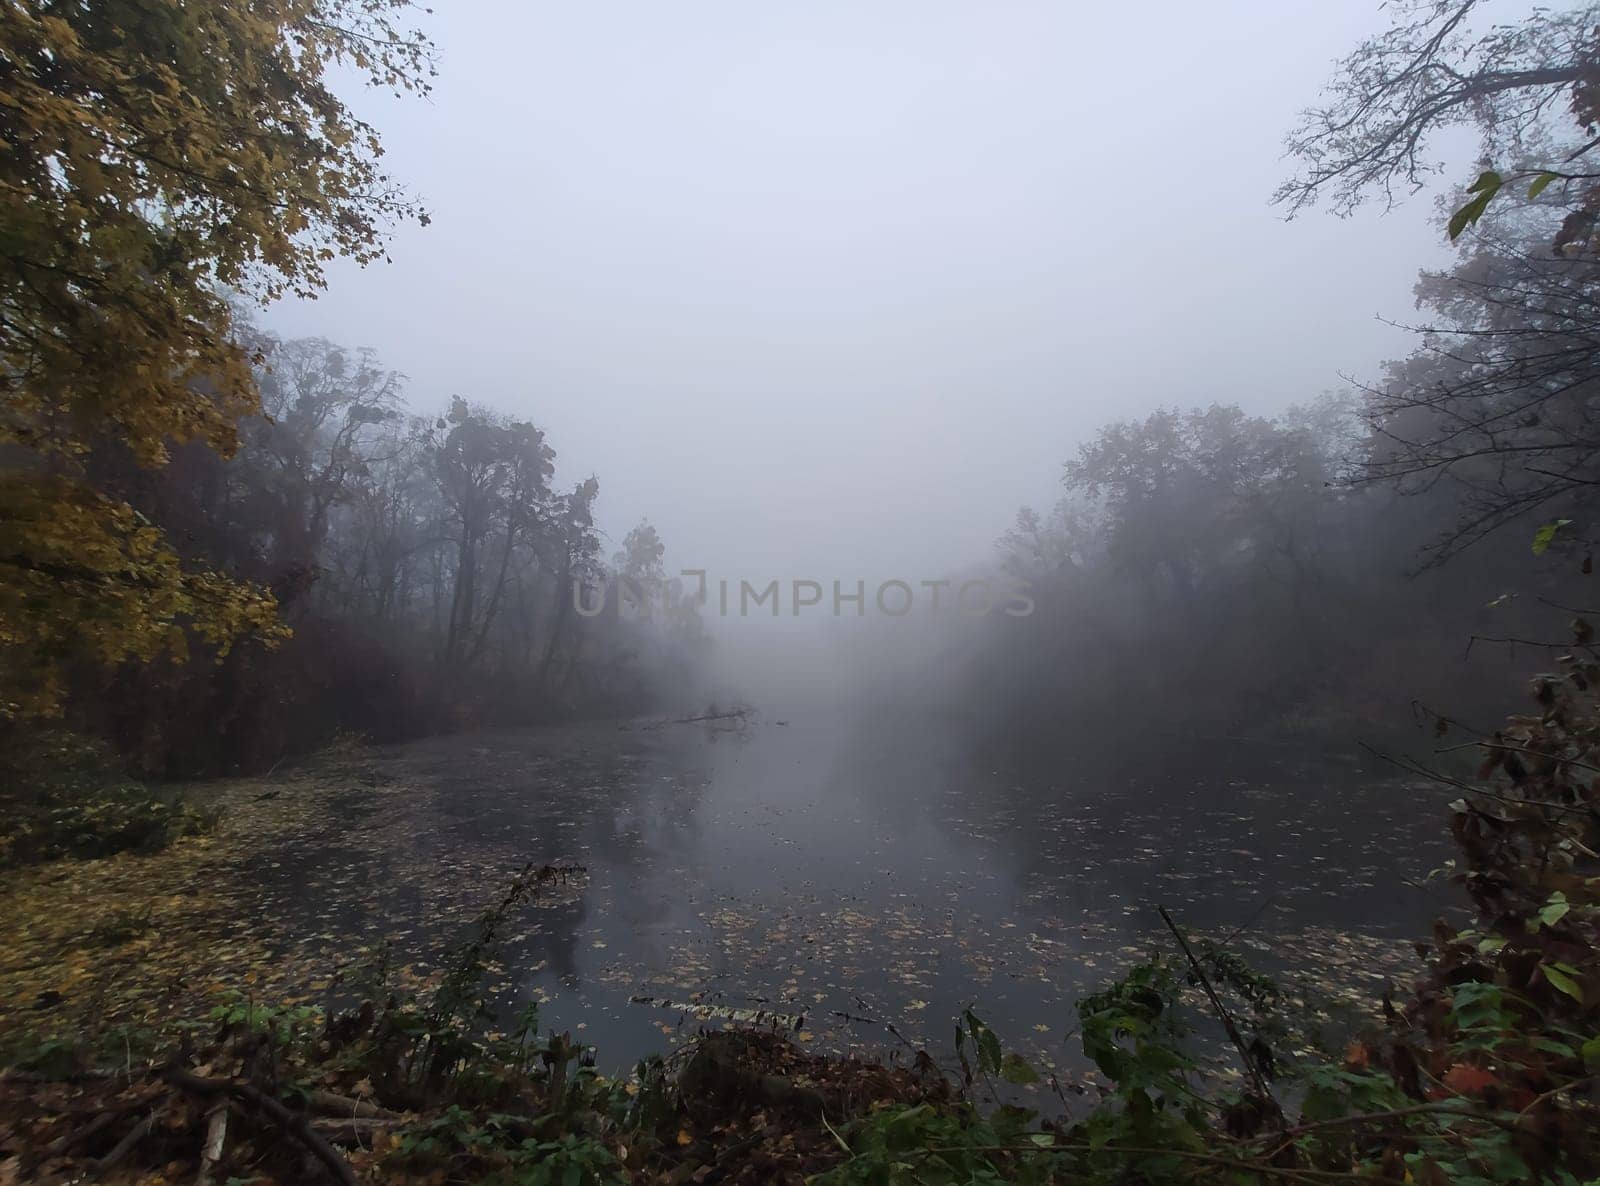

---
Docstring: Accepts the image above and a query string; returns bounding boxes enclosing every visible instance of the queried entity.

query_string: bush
[0,725,217,866]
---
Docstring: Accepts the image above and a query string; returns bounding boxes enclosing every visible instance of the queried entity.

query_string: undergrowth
[0,727,218,867]
[2,628,1598,1183]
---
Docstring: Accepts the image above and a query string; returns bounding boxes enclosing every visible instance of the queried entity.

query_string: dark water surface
[243,709,1454,1080]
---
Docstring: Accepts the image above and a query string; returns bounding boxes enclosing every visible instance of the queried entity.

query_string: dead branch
[92,1110,159,1177]
[674,709,748,724]
[827,1008,921,1057]
[165,1067,357,1186]
[196,1103,228,1186]
[311,1115,406,1145]
[35,1105,131,1166]
[306,1088,400,1119]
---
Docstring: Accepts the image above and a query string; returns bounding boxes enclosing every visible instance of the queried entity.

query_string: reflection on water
[243,710,1452,1078]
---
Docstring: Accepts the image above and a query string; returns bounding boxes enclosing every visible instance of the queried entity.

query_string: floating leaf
[1531,519,1572,555]
[1000,1052,1040,1085]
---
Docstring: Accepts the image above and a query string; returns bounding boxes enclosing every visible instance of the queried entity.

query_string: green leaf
[1448,201,1481,240]
[1448,172,1503,239]
[1541,963,1583,1002]
[1028,1132,1055,1147]
[1582,1036,1600,1072]
[1530,1037,1577,1058]
[978,1027,1003,1076]
[1539,893,1571,928]
[1528,171,1559,199]
[1532,519,1573,555]
[1000,1052,1040,1085]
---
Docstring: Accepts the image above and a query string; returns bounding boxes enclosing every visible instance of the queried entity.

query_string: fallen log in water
[639,705,754,730]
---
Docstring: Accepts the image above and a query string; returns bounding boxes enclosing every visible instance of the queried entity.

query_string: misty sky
[268,0,1463,585]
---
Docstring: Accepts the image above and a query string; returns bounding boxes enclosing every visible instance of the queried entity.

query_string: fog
[11,4,1600,1168]
[267,0,1456,585]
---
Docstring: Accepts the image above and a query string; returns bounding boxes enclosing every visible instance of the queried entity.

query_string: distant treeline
[958,206,1600,761]
[72,327,709,776]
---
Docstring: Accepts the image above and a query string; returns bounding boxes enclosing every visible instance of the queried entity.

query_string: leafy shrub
[33,784,215,861]
[0,725,218,866]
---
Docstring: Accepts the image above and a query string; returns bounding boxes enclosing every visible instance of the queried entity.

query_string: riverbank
[0,716,1434,1072]
[2,689,1596,1185]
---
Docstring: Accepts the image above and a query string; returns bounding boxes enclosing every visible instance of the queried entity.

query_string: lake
[229,705,1454,1084]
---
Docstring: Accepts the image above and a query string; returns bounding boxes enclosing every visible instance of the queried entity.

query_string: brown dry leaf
[1441,1063,1497,1096]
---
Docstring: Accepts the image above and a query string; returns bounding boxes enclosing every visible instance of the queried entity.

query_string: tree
[535,478,601,688]
[998,499,1102,581]
[1358,220,1600,561]
[612,520,667,613]
[1275,0,1600,222]
[1282,2,1600,560]
[0,0,433,716]
[425,398,558,672]
[248,336,405,581]
[1063,405,1339,609]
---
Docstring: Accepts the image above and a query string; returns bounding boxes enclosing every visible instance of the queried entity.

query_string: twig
[1158,905,1280,1122]
[1256,1081,1591,1163]
[820,1109,852,1156]
[1468,632,1598,652]
[1250,1099,1511,1159]
[1217,896,1279,950]
[1516,1074,1598,1119]
[1360,743,1592,817]
[827,1008,921,1057]
[1434,738,1600,777]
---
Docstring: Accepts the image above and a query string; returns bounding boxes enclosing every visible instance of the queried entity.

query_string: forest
[2,1,1599,1184]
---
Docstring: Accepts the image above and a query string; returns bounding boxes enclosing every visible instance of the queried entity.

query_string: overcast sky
[268,0,1462,585]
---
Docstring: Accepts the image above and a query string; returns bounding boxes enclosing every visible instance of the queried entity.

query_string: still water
[242,707,1452,1080]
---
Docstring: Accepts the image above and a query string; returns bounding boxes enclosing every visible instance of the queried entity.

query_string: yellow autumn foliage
[0,0,432,715]
[0,474,289,717]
